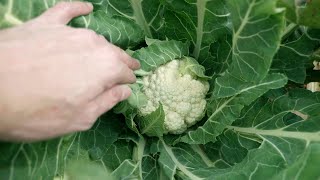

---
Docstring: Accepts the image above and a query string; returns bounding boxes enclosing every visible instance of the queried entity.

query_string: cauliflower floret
[163,110,187,134]
[139,60,209,134]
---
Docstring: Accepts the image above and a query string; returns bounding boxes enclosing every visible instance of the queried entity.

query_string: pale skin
[0,2,140,142]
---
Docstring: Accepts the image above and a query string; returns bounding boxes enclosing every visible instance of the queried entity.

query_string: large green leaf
[209,89,320,179]
[0,0,144,48]
[0,113,123,179]
[181,1,288,147]
[271,28,320,83]
[0,0,63,28]
[132,40,189,72]
[62,160,115,180]
[87,0,165,38]
[180,74,288,144]
[278,0,320,28]
[1,0,320,179]
[160,0,231,75]
[214,0,285,95]
[143,90,320,179]
[70,10,144,49]
[89,0,232,76]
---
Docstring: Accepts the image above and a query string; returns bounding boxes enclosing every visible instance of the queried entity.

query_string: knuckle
[78,124,92,132]
[112,46,125,59]
[98,35,106,42]
[83,29,98,38]
[85,29,98,37]
[84,30,101,44]
[118,62,126,72]
[72,28,87,36]
[54,2,72,11]
[98,34,105,39]
[78,117,97,131]
[110,88,123,104]
[74,29,100,42]
[94,35,107,45]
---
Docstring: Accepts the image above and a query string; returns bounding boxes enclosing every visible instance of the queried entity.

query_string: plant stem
[131,0,152,37]
[132,136,146,179]
[281,23,299,41]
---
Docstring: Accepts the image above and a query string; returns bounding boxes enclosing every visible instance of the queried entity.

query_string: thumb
[37,2,93,24]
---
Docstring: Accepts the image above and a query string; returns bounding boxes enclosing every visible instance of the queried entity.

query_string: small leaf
[132,40,189,72]
[139,104,165,137]
[179,57,211,80]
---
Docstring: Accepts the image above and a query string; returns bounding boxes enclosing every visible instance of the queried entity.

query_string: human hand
[0,2,140,142]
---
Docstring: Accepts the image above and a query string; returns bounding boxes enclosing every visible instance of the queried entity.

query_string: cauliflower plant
[114,40,210,136]
[139,59,209,134]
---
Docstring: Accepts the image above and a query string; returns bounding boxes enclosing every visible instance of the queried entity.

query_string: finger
[86,85,131,117]
[110,64,137,86]
[111,46,141,70]
[37,2,93,24]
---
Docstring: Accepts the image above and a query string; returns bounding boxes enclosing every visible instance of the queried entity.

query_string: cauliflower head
[138,59,209,134]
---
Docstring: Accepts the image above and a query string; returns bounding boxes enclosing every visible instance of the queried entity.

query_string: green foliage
[139,104,165,137]
[278,0,320,28]
[0,0,320,179]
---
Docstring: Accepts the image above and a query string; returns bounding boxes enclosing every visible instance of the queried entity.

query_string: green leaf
[278,0,320,28]
[139,104,165,137]
[0,0,60,28]
[148,90,320,180]
[273,143,320,180]
[111,160,139,179]
[70,10,144,49]
[0,113,123,179]
[141,155,163,180]
[217,0,285,85]
[179,56,211,80]
[204,89,320,179]
[127,84,148,109]
[87,0,165,38]
[113,102,140,134]
[2,0,320,179]
[181,74,288,144]
[160,0,231,75]
[0,0,145,48]
[114,84,146,134]
[271,28,320,83]
[132,40,189,72]
[102,140,134,170]
[203,130,261,167]
[154,140,209,180]
[63,160,115,180]
[213,73,288,99]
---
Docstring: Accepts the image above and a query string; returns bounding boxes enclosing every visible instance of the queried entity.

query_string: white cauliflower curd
[138,60,209,134]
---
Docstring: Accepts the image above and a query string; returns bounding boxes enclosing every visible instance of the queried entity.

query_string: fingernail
[86,2,93,9]
[135,59,141,67]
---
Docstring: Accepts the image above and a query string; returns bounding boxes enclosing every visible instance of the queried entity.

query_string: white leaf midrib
[4,0,23,25]
[232,0,256,52]
[228,126,320,142]
[162,140,204,180]
[190,144,215,167]
[193,0,208,59]
[131,0,152,37]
